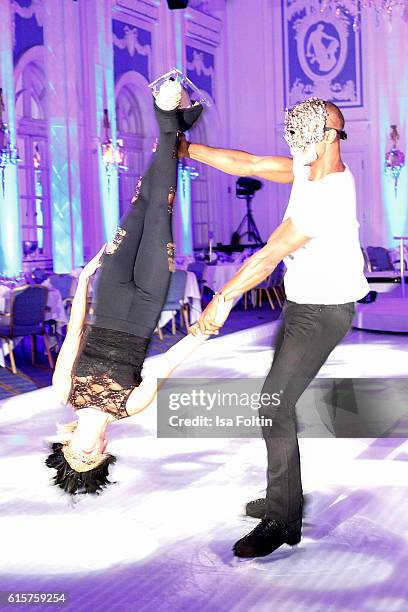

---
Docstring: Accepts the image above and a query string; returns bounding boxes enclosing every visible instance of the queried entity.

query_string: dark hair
[45,442,117,495]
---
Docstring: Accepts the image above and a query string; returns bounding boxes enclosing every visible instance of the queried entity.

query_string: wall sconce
[0,87,19,196]
[385,125,405,197]
[101,108,128,177]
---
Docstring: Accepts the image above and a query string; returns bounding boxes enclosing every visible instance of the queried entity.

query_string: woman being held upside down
[46,79,233,495]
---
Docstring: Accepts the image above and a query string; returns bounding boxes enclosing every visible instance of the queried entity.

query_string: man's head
[284,97,346,165]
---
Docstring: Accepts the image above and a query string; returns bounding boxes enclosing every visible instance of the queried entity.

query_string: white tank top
[282,160,369,304]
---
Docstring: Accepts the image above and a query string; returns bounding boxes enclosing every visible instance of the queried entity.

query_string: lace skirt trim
[68,373,135,420]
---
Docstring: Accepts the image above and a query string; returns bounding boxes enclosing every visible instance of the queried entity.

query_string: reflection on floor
[0,322,407,611]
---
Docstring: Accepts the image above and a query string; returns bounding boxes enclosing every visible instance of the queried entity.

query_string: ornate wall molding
[282,0,363,108]
[113,24,151,60]
[113,0,159,23]
[186,48,214,78]
[112,19,152,82]
[11,0,43,26]
[11,0,44,65]
[186,45,215,99]
[185,8,222,46]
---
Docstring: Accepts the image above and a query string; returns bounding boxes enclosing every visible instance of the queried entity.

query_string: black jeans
[259,300,355,523]
[92,100,202,338]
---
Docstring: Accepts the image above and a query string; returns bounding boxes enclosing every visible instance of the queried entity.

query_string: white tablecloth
[203,263,243,307]
[158,270,202,329]
[0,283,68,367]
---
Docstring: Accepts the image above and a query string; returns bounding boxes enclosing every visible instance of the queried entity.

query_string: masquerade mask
[284,97,347,152]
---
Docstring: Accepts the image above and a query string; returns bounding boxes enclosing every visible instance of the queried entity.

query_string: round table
[158,270,202,329]
[203,263,243,307]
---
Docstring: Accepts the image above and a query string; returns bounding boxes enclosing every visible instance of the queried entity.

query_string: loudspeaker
[166,0,189,9]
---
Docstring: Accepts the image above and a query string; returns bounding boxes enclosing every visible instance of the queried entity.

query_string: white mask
[290,143,318,166]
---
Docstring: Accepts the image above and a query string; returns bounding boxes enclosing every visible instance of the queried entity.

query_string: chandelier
[0,88,19,196]
[101,108,128,177]
[318,1,408,30]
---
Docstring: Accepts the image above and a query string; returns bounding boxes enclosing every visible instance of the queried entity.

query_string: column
[154,3,194,260]
[43,0,84,272]
[0,0,22,276]
[79,0,120,259]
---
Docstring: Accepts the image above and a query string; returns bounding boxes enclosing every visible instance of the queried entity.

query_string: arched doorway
[14,49,51,269]
[115,72,156,218]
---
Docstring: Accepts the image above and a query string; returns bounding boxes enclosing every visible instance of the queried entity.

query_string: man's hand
[190,293,234,336]
[79,244,106,280]
[178,133,190,158]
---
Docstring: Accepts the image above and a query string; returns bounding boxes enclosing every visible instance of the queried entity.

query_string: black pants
[259,300,355,523]
[92,100,202,338]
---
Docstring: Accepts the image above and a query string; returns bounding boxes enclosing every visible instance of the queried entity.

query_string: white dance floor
[0,322,407,611]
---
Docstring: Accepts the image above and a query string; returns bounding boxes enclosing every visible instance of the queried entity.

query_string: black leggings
[91,100,202,338]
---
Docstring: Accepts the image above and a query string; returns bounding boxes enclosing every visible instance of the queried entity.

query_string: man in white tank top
[180,97,369,558]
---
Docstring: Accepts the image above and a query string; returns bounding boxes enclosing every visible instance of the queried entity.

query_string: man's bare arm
[191,219,311,335]
[179,136,293,184]
[219,219,309,300]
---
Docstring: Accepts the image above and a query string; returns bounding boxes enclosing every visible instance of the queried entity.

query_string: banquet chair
[160,270,189,337]
[246,262,285,311]
[361,247,371,272]
[269,262,286,307]
[0,285,54,374]
[31,268,49,284]
[187,261,207,296]
[49,274,73,300]
[366,246,394,272]
[49,273,74,314]
[251,274,276,311]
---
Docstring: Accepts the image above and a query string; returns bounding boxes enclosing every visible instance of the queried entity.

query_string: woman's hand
[189,293,234,336]
[79,244,106,280]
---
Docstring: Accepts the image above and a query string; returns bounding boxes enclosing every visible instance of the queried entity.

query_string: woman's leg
[93,99,203,338]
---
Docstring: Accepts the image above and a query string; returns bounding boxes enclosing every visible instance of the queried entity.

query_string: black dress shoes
[233,518,302,558]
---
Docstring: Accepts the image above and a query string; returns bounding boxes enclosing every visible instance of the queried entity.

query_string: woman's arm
[52,245,106,402]
[125,330,210,416]
[52,275,89,402]
[178,135,294,184]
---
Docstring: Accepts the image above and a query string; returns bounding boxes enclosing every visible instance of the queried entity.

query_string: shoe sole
[233,535,301,558]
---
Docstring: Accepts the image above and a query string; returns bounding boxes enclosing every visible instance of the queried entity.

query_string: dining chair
[31,268,49,284]
[49,273,74,315]
[0,284,54,374]
[187,261,207,297]
[49,274,74,300]
[249,262,286,311]
[253,273,276,311]
[269,262,286,308]
[160,270,189,337]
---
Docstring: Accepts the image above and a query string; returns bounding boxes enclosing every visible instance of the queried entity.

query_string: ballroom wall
[0,0,407,275]
[223,0,408,251]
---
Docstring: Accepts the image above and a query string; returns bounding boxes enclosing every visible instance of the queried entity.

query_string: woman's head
[45,441,116,495]
[46,409,116,495]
